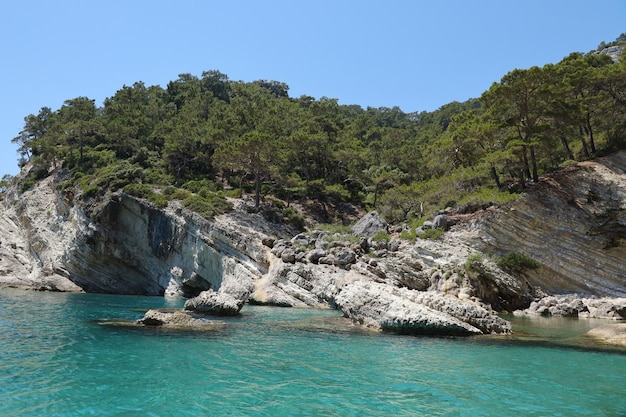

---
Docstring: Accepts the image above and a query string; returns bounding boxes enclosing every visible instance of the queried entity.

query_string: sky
[1,0,624,176]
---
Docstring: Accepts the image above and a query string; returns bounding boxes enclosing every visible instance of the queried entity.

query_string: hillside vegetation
[4,35,626,227]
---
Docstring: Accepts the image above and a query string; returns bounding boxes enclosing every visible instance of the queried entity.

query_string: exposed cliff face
[459,151,626,297]
[0,169,288,296]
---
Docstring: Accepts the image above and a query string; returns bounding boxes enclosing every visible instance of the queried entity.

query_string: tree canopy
[8,35,626,225]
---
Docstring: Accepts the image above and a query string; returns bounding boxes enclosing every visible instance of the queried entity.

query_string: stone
[134,309,225,330]
[184,289,245,316]
[432,214,448,230]
[334,249,356,267]
[335,280,484,336]
[350,211,387,238]
[291,233,313,247]
[522,295,626,319]
[306,248,326,264]
[281,248,296,263]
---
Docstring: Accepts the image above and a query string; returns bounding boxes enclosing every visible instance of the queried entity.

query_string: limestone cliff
[459,151,626,297]
[0,168,289,297]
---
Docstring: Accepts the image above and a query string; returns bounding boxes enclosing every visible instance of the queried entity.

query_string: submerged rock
[586,323,626,347]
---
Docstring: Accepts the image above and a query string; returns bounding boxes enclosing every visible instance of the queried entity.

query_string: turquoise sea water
[1,289,625,417]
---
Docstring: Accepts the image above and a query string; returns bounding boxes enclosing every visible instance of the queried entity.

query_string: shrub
[418,228,444,240]
[283,207,305,230]
[464,253,485,272]
[399,228,416,243]
[182,194,232,219]
[372,230,391,242]
[495,252,541,273]
[123,183,168,208]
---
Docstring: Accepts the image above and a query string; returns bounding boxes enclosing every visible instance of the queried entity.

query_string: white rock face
[335,280,485,336]
[0,169,286,296]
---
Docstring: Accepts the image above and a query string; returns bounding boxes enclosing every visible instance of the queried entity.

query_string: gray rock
[136,309,223,329]
[432,214,448,230]
[281,248,296,264]
[184,289,245,316]
[306,248,326,264]
[291,233,313,248]
[350,211,387,238]
[522,295,626,319]
[335,280,484,336]
[334,249,356,266]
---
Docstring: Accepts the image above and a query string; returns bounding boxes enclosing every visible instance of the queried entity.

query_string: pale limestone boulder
[335,280,484,336]
[350,211,387,237]
[136,309,223,329]
[184,289,244,316]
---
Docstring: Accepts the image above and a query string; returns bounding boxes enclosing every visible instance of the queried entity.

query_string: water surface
[1,289,624,416]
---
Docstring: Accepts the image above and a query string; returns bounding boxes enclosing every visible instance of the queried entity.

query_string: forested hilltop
[4,34,626,228]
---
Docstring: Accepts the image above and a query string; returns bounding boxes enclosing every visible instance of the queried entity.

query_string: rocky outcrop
[2,153,626,337]
[135,309,225,329]
[517,295,626,319]
[184,289,245,316]
[459,152,626,297]
[335,280,510,336]
[0,168,288,297]
[249,228,522,334]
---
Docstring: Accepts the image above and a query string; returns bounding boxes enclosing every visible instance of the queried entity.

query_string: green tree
[482,66,554,183]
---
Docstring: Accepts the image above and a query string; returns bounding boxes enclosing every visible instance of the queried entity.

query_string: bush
[283,207,305,230]
[464,253,485,272]
[372,230,391,242]
[399,228,416,243]
[182,194,232,219]
[495,252,541,273]
[417,227,444,240]
[123,183,168,208]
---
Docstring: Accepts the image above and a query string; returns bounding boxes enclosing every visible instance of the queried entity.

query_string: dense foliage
[8,36,626,224]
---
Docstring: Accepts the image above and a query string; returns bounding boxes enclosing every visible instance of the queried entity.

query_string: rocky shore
[2,152,626,337]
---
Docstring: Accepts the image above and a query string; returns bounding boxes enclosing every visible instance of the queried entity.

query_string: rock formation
[133,309,225,330]
[459,152,626,297]
[0,168,287,297]
[1,152,625,337]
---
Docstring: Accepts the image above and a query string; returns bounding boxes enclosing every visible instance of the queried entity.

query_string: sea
[1,288,625,417]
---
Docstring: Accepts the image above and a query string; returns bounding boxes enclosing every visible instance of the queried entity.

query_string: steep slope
[459,151,626,296]
[0,168,290,296]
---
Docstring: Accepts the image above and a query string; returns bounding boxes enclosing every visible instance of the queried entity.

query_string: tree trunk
[522,147,531,181]
[585,112,597,154]
[579,126,590,158]
[529,145,539,183]
[254,172,261,208]
[490,165,501,188]
[560,136,574,160]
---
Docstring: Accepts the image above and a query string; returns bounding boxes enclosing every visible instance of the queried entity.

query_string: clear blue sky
[1,0,624,176]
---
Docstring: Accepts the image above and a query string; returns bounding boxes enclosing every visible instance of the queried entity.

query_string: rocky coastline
[1,152,625,339]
